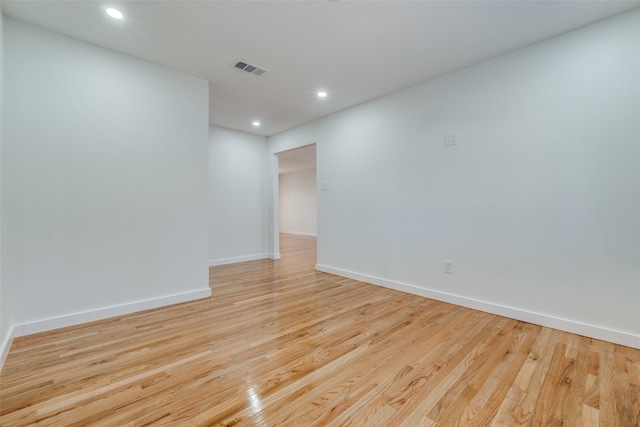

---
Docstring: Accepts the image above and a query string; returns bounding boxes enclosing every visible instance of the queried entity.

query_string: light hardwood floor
[1,234,639,426]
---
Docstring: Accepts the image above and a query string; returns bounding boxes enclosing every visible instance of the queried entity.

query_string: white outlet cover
[444,260,453,274]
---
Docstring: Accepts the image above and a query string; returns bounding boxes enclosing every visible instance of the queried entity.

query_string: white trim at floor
[315,263,640,350]
[0,287,212,372]
[209,253,272,267]
[280,231,317,237]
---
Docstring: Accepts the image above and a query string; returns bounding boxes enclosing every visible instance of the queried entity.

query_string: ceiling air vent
[231,60,268,77]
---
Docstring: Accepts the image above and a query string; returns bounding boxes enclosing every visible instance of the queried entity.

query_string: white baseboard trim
[281,231,317,237]
[209,253,270,267]
[315,264,640,350]
[11,288,212,338]
[270,253,282,260]
[0,328,16,372]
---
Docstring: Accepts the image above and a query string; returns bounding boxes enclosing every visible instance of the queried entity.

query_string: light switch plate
[444,133,458,146]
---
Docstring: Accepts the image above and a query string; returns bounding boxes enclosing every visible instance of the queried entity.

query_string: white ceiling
[2,1,639,137]
[278,144,316,175]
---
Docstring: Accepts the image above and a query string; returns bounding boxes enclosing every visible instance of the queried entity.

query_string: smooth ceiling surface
[279,144,317,175]
[2,1,639,136]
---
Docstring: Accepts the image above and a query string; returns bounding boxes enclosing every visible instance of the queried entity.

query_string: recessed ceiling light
[106,8,124,20]
[317,91,328,98]
[252,121,261,127]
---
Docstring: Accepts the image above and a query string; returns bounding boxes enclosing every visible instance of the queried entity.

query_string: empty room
[1,1,639,426]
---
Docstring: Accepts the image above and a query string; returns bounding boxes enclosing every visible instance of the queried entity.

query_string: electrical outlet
[444,260,453,274]
[444,133,458,146]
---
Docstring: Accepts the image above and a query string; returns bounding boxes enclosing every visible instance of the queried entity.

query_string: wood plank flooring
[279,233,317,268]
[1,233,639,426]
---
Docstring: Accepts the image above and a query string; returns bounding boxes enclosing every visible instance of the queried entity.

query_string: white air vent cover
[231,60,268,77]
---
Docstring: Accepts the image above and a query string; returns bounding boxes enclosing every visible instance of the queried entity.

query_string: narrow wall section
[209,126,268,266]
[279,169,317,236]
[0,6,11,366]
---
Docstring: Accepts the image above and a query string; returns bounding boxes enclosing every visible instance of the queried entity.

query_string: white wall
[0,7,9,365]
[1,19,210,342]
[209,126,269,266]
[279,169,317,236]
[269,8,640,348]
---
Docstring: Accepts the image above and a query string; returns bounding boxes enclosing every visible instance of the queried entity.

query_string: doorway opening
[276,144,317,268]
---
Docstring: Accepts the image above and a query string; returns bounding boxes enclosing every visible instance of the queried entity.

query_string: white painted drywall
[279,169,317,236]
[209,126,268,265]
[269,8,640,344]
[0,7,9,363]
[1,19,210,330]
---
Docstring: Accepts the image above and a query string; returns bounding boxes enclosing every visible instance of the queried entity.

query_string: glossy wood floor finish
[1,234,639,426]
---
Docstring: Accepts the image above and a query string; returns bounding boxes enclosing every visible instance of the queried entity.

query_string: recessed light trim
[317,91,328,98]
[106,8,124,20]
[252,121,261,127]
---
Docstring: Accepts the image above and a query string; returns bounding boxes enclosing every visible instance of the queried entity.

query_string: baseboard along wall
[209,253,272,267]
[0,330,15,372]
[280,231,317,237]
[0,288,211,371]
[315,264,640,350]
